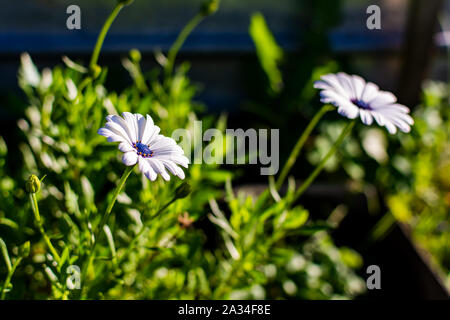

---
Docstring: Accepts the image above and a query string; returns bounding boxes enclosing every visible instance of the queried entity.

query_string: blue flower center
[132,141,154,158]
[351,99,372,110]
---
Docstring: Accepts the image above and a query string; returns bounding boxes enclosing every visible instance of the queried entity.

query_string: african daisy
[314,72,414,134]
[98,112,189,181]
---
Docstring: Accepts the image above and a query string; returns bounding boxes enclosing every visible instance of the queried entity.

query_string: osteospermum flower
[314,72,414,134]
[98,112,189,181]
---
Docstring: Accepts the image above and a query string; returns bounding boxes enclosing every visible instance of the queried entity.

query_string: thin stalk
[288,120,356,207]
[275,104,333,190]
[255,105,332,210]
[0,257,23,300]
[80,164,135,297]
[30,193,61,264]
[89,2,127,70]
[92,164,135,248]
[164,13,204,78]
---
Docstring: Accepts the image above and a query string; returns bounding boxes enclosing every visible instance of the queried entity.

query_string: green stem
[80,164,135,298]
[289,119,356,207]
[94,164,135,245]
[275,104,333,190]
[89,2,127,70]
[0,257,22,300]
[255,105,332,210]
[30,194,61,264]
[164,13,204,78]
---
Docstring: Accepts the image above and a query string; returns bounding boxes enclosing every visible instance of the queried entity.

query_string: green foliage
[386,82,450,282]
[249,12,284,95]
[0,2,365,300]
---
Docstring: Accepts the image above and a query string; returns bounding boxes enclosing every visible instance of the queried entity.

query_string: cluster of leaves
[0,2,365,300]
[382,82,449,284]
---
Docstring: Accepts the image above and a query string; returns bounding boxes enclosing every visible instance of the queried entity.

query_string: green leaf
[294,222,333,236]
[0,238,12,272]
[0,218,19,230]
[277,206,309,230]
[249,12,284,94]
[339,247,363,269]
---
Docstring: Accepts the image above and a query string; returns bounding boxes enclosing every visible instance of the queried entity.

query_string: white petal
[122,112,138,142]
[371,112,386,126]
[359,110,373,125]
[380,109,414,125]
[369,91,397,108]
[351,75,366,100]
[336,73,357,99]
[384,121,397,134]
[361,82,379,101]
[315,73,352,99]
[105,121,132,144]
[150,136,179,152]
[108,115,135,144]
[119,141,134,152]
[146,166,157,181]
[122,151,138,166]
[138,157,158,181]
[337,103,359,119]
[97,127,126,143]
[384,114,411,133]
[98,127,113,138]
[138,156,148,172]
[137,115,145,141]
[160,159,186,179]
[156,154,190,168]
[139,115,158,144]
[148,159,171,181]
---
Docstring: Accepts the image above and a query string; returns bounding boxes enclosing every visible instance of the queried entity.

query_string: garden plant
[0,0,433,300]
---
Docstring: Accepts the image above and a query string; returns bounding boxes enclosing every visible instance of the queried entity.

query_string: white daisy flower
[314,72,414,134]
[98,112,189,181]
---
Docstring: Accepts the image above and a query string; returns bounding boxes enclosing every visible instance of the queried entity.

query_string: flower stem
[254,105,332,210]
[288,119,356,207]
[0,257,23,300]
[164,13,204,78]
[89,1,127,71]
[29,193,61,264]
[275,104,333,190]
[80,164,135,298]
[95,164,135,243]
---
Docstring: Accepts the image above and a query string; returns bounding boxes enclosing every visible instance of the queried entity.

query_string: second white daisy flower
[314,72,414,134]
[98,112,189,181]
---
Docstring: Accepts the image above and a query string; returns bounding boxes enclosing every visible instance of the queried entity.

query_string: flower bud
[26,175,41,194]
[118,0,134,6]
[174,182,192,199]
[200,0,219,17]
[130,49,141,62]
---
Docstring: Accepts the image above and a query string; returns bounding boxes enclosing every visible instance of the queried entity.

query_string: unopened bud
[200,0,219,17]
[26,175,41,194]
[130,49,141,62]
[175,182,192,199]
[118,0,134,6]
